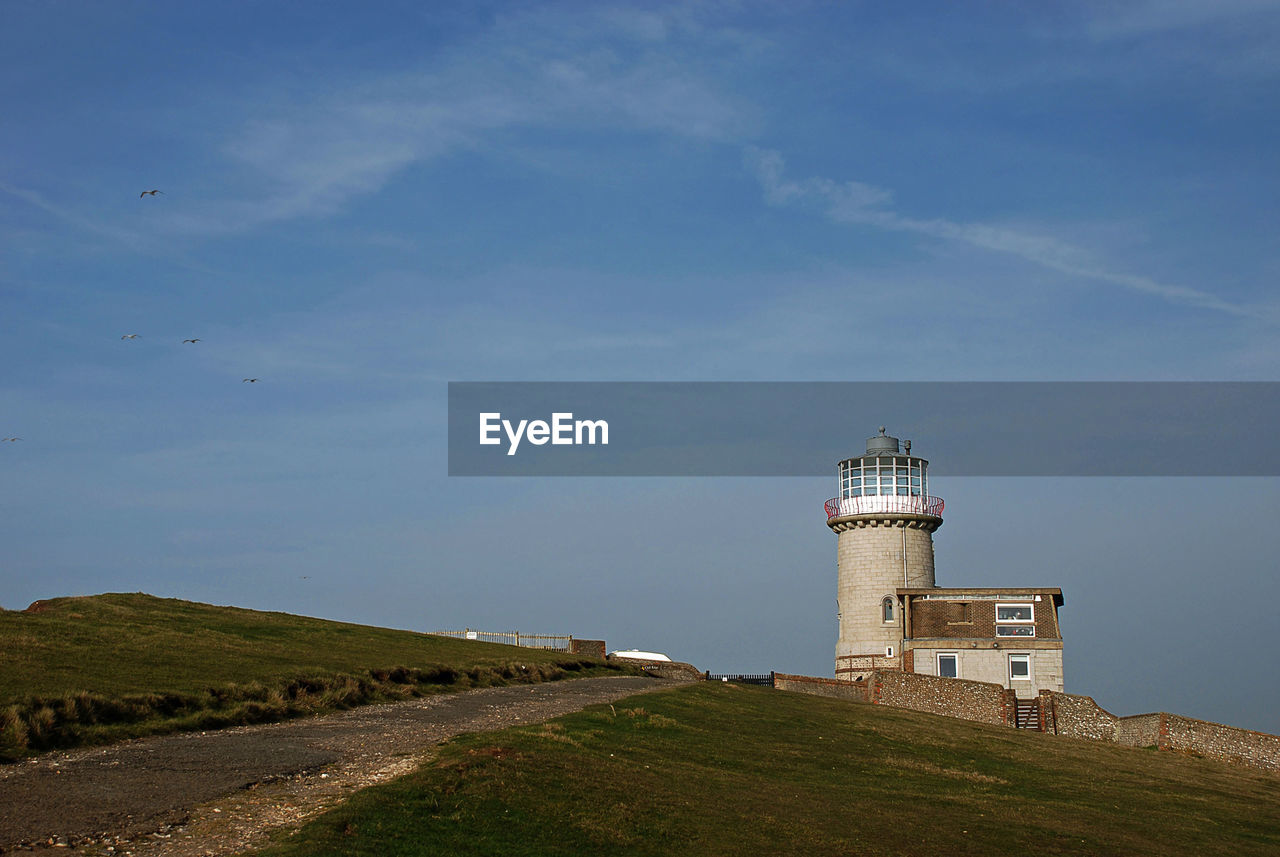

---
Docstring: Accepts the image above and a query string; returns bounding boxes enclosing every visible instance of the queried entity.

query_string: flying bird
[242,378,259,383]
[140,190,163,197]
[1,437,19,442]
[121,334,141,340]
[182,338,201,344]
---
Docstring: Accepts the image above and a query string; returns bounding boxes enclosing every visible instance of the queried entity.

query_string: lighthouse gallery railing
[824,495,945,519]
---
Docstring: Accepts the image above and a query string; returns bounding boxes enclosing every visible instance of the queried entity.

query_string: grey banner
[447,382,1280,476]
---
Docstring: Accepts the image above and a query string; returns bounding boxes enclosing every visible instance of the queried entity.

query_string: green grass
[0,593,631,759]
[248,682,1280,857]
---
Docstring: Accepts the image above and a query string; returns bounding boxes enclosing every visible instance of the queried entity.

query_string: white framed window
[937,652,958,679]
[1009,653,1031,681]
[881,596,895,623]
[996,603,1034,623]
[996,626,1035,637]
[839,456,929,499]
[885,645,895,658]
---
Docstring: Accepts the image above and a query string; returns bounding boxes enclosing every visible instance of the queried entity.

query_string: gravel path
[0,676,662,855]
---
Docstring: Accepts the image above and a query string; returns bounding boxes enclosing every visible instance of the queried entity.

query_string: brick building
[826,429,1065,698]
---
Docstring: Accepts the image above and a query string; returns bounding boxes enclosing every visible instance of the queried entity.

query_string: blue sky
[3,2,1280,731]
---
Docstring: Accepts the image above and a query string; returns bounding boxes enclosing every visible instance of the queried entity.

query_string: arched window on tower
[882,596,895,623]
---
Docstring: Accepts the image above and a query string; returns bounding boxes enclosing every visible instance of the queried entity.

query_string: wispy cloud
[744,147,1255,318]
[1078,0,1280,80]
[0,181,146,248]
[0,181,226,275]
[166,7,752,235]
[1086,0,1280,40]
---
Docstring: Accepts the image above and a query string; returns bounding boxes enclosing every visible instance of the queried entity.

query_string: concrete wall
[834,521,935,664]
[911,646,1064,697]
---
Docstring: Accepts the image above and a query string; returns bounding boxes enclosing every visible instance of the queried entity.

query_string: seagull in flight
[242,378,259,383]
[140,190,163,197]
[121,334,141,340]
[182,338,201,344]
[1,437,19,442]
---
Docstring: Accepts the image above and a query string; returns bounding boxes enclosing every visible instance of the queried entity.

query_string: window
[881,596,895,622]
[937,653,958,678]
[1009,654,1031,681]
[885,645,895,658]
[839,456,930,499]
[996,603,1034,623]
[997,603,1034,637]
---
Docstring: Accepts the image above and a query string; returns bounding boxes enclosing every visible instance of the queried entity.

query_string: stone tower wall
[835,521,936,662]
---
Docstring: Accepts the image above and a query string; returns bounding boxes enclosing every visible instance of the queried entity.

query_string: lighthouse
[826,428,944,675]
[825,428,1065,696]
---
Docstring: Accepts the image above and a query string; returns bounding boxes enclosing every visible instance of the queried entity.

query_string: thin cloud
[173,8,752,235]
[1086,0,1280,39]
[0,181,226,275]
[0,181,146,248]
[744,147,1254,318]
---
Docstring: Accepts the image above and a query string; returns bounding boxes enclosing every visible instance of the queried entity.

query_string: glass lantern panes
[839,456,930,499]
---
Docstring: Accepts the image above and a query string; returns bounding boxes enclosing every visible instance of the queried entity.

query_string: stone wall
[1042,691,1118,741]
[835,653,901,679]
[1115,713,1162,748]
[635,660,704,682]
[1114,713,1280,772]
[774,670,1011,727]
[1046,695,1280,772]
[774,673,869,702]
[1161,715,1280,771]
[870,669,1010,726]
[834,522,935,664]
[764,673,1280,773]
[569,638,606,659]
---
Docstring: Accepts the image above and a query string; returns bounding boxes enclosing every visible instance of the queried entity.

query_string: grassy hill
[0,593,629,759]
[248,682,1280,857]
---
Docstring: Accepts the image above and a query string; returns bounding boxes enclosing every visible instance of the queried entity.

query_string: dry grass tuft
[881,754,1009,784]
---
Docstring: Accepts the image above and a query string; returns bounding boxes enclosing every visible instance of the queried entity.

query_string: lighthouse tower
[825,428,944,675]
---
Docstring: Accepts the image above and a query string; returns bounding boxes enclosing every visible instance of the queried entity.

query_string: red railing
[825,495,944,519]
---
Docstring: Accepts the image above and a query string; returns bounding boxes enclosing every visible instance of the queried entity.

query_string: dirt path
[0,676,662,855]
